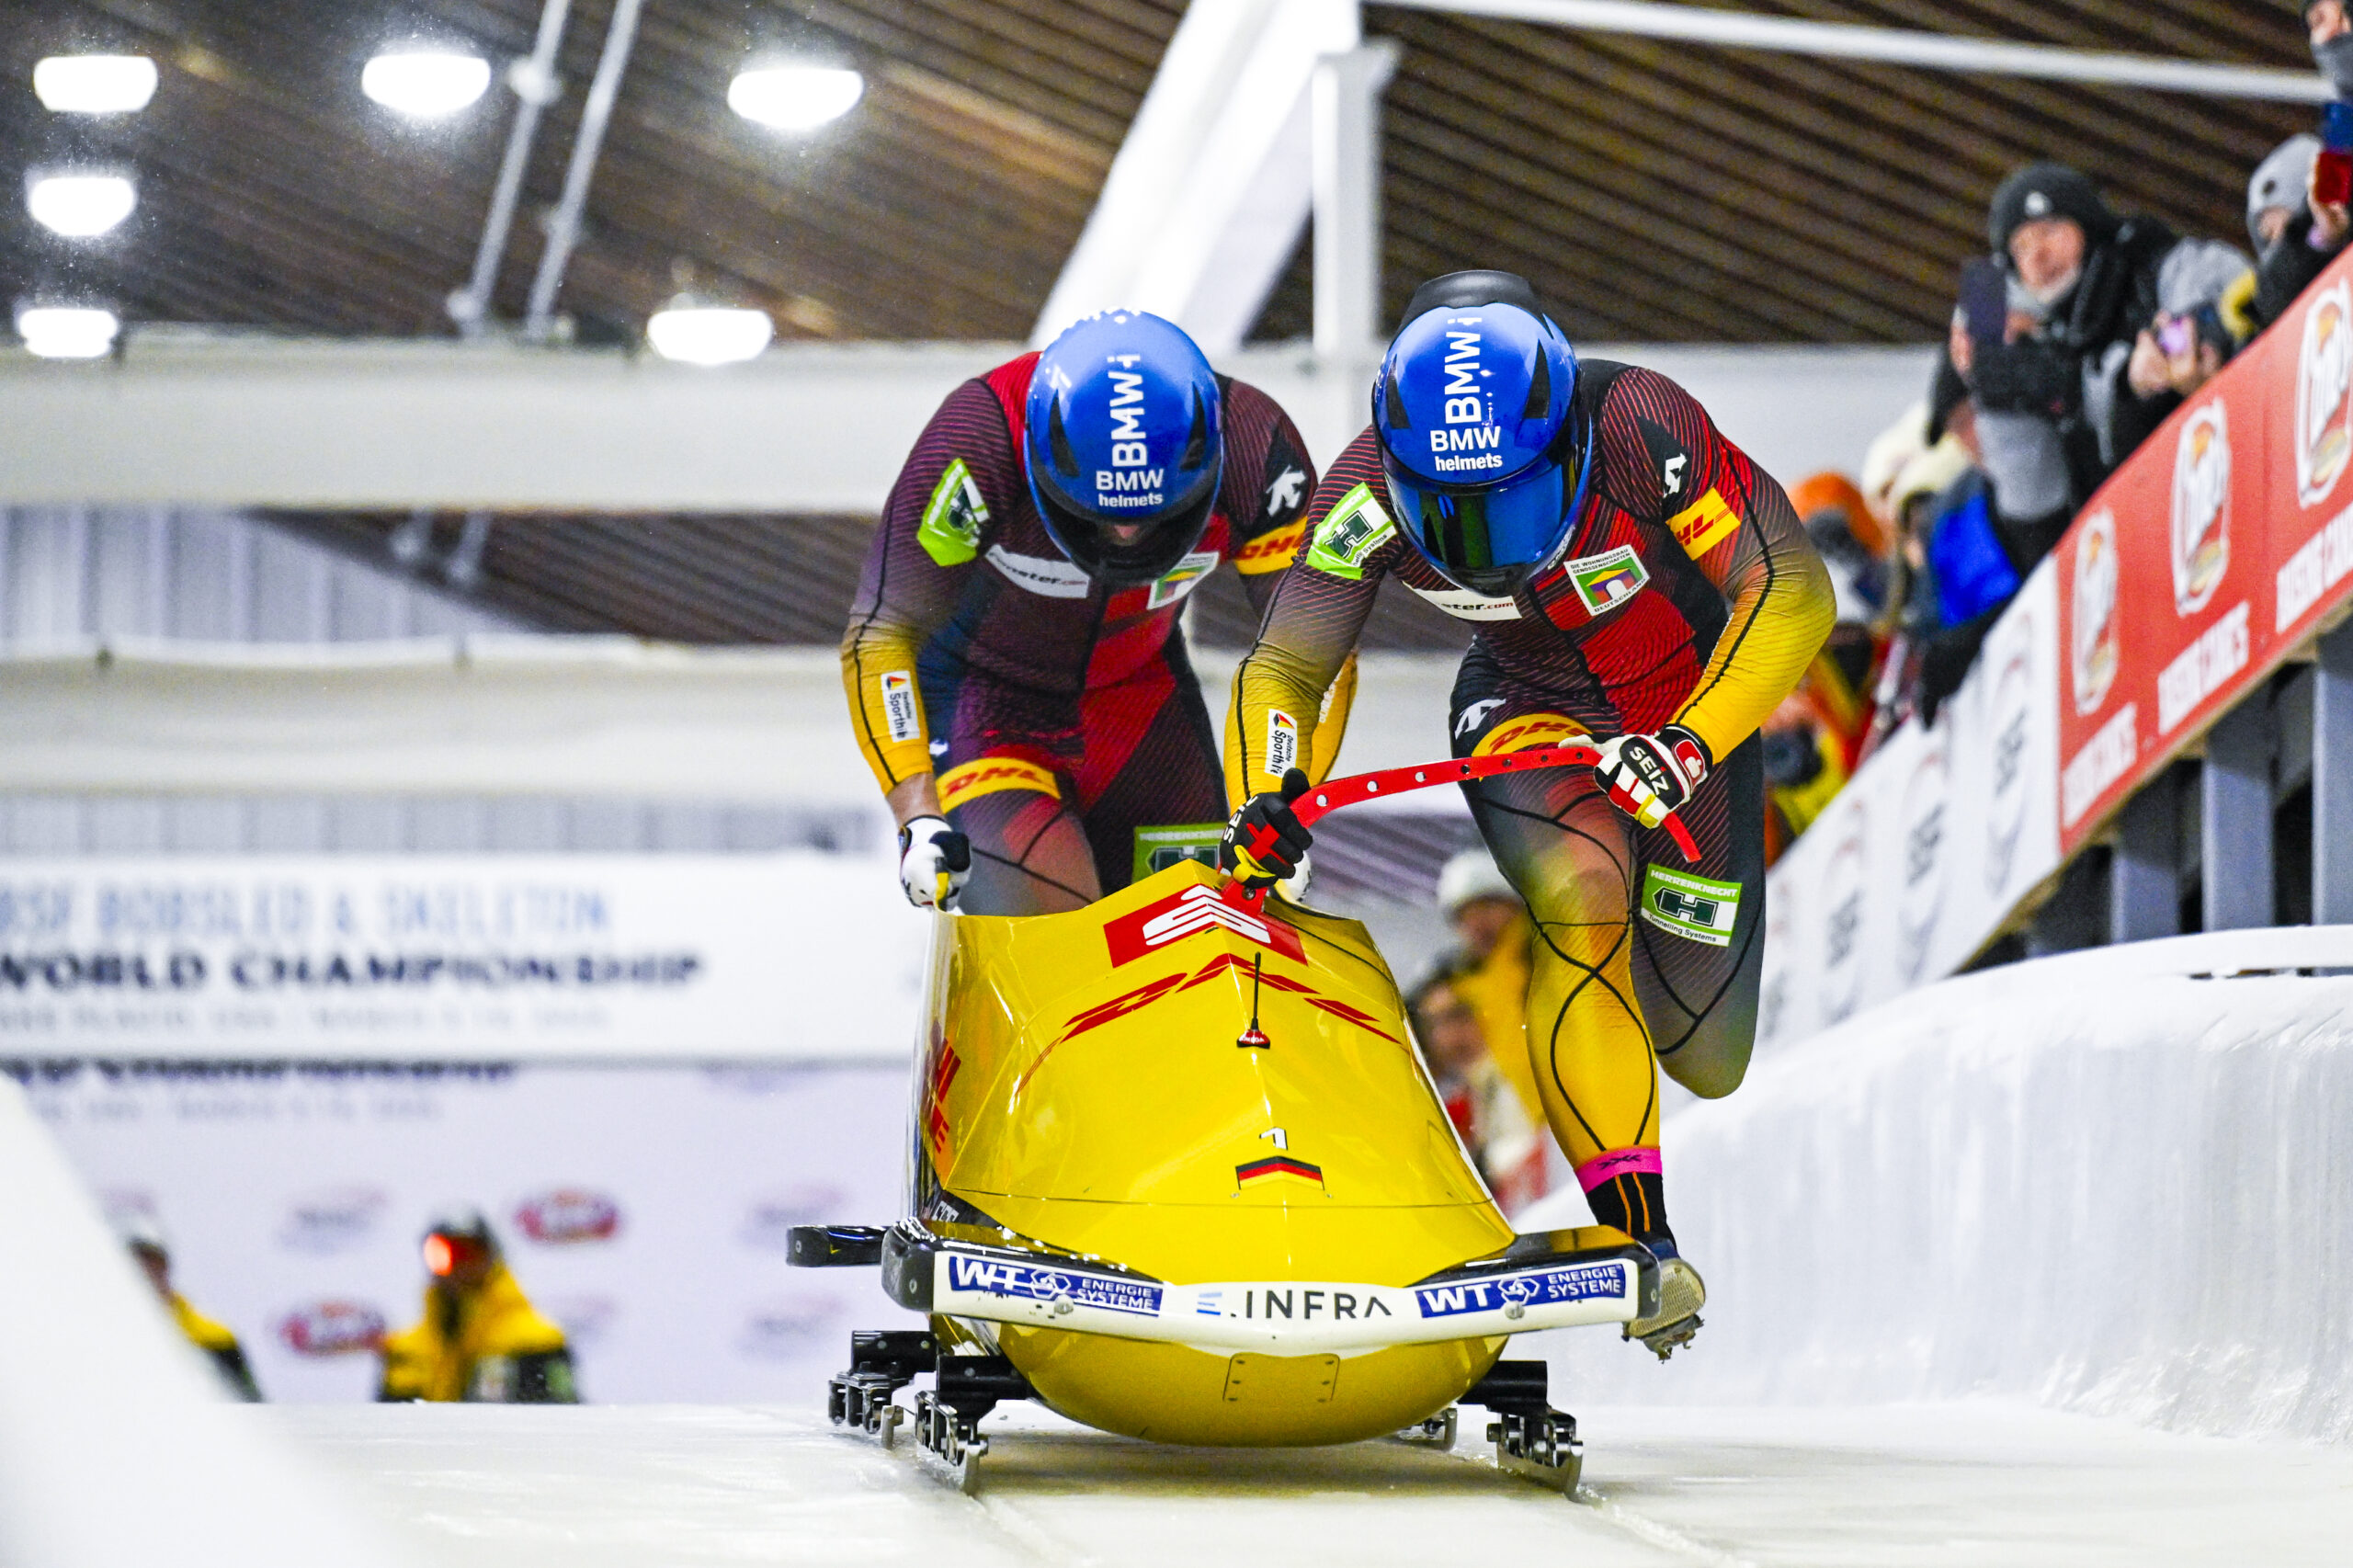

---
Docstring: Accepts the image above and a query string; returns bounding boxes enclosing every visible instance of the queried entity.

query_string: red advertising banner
[2055,248,2353,853]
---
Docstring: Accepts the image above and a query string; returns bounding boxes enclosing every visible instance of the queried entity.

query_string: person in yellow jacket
[1434,848,1544,1131]
[121,1214,261,1401]
[378,1210,578,1403]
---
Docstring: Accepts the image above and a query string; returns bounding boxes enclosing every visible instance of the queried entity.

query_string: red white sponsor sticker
[278,1300,388,1357]
[1105,883,1305,967]
[513,1187,622,1244]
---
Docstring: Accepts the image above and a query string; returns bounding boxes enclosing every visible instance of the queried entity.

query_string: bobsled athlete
[1222,272,1834,1357]
[844,311,1345,915]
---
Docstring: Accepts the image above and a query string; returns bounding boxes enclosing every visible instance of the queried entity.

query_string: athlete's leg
[1630,736,1767,1099]
[1449,687,1665,1236]
[938,755,1101,915]
[1072,652,1226,894]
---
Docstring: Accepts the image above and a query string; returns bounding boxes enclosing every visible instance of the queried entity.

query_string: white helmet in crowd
[1436,849,1518,917]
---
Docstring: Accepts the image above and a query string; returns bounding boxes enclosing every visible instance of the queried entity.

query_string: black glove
[1221,768,1312,889]
[1916,610,1999,727]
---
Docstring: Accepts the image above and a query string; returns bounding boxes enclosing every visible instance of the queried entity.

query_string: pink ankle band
[1575,1146,1663,1191]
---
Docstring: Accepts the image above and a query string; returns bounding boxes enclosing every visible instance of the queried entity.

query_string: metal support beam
[524,0,643,342]
[1032,0,1359,356]
[1405,1,2328,101]
[2201,691,2277,932]
[1311,41,1400,358]
[0,335,1936,511]
[449,0,574,338]
[2111,767,2181,943]
[2316,619,2353,923]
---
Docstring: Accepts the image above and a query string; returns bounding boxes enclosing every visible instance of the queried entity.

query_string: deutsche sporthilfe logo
[2070,510,2119,716]
[2297,280,2353,507]
[2170,403,2231,617]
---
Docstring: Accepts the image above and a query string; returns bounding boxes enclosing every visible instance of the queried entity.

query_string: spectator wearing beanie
[2250,133,2348,330]
[1954,164,2251,534]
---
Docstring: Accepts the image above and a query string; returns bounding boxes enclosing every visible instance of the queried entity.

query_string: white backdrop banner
[1757,562,2063,1048]
[14,1059,919,1403]
[0,854,928,1061]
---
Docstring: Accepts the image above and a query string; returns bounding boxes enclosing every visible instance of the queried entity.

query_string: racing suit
[846,353,1347,913]
[1229,362,1833,1233]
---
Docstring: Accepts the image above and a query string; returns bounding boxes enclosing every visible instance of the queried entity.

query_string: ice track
[278,1401,2353,1568]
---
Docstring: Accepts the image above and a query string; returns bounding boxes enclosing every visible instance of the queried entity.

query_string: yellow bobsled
[792,750,1665,1492]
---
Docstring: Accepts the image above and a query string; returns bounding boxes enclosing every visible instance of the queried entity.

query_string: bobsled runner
[792,744,1678,1494]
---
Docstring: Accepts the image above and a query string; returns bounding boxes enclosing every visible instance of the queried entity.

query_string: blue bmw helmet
[1373,271,1592,598]
[1024,311,1223,586]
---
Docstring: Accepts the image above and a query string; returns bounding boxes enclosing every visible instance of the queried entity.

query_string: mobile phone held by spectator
[2316,102,2353,207]
[2156,315,2194,358]
[1957,256,2007,352]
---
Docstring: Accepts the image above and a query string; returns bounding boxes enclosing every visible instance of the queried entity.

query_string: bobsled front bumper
[880,1221,1657,1353]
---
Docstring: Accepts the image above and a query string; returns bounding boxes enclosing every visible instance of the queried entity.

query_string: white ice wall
[1527,929,2353,1444]
[0,1075,407,1567]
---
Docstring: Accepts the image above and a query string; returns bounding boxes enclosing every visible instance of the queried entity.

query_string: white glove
[1592,725,1709,831]
[896,816,972,911]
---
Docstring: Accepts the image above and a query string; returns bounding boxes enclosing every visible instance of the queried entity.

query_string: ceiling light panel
[647,302,774,366]
[16,305,121,359]
[32,55,159,114]
[728,66,863,131]
[26,172,137,237]
[362,51,492,118]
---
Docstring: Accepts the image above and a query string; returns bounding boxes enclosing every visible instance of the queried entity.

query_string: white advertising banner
[15,1060,918,1403]
[1758,562,2063,1049]
[0,853,928,1062]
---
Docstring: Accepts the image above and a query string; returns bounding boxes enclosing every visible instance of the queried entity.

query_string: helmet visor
[1034,461,1222,586]
[1381,444,1585,598]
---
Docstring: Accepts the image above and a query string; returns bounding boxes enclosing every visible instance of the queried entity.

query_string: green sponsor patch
[1303,483,1395,580]
[917,458,990,567]
[1133,823,1229,883]
[1565,544,1650,616]
[1639,864,1742,947]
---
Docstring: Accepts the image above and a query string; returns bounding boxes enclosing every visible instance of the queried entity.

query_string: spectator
[1859,399,1933,540]
[1864,434,1977,752]
[1955,164,2252,537]
[1762,473,1890,858]
[1434,849,1544,1137]
[120,1214,261,1402]
[2249,133,2348,331]
[2313,0,2353,99]
[1410,972,1544,1212]
[378,1209,578,1403]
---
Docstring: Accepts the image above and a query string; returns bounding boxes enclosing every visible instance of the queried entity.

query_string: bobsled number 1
[926,1247,1640,1353]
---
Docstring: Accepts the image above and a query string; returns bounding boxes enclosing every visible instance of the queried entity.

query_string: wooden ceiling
[7,1,2319,643]
[2,1,2311,346]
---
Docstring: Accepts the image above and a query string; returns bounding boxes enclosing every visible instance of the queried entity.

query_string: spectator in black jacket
[2250,134,2349,331]
[1952,165,2251,539]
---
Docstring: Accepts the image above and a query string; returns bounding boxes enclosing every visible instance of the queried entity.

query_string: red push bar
[1233,742,1701,912]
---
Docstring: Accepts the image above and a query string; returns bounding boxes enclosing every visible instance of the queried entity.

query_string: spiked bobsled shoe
[1624,1243,1704,1360]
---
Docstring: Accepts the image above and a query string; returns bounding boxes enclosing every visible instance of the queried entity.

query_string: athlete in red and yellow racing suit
[845,351,1347,914]
[1229,354,1832,1347]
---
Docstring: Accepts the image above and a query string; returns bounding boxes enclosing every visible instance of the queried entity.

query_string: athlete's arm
[1224,428,1397,804]
[840,379,1017,824]
[1217,381,1358,790]
[1607,370,1836,767]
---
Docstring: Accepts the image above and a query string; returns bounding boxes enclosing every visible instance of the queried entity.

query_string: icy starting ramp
[280,1400,2353,1568]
